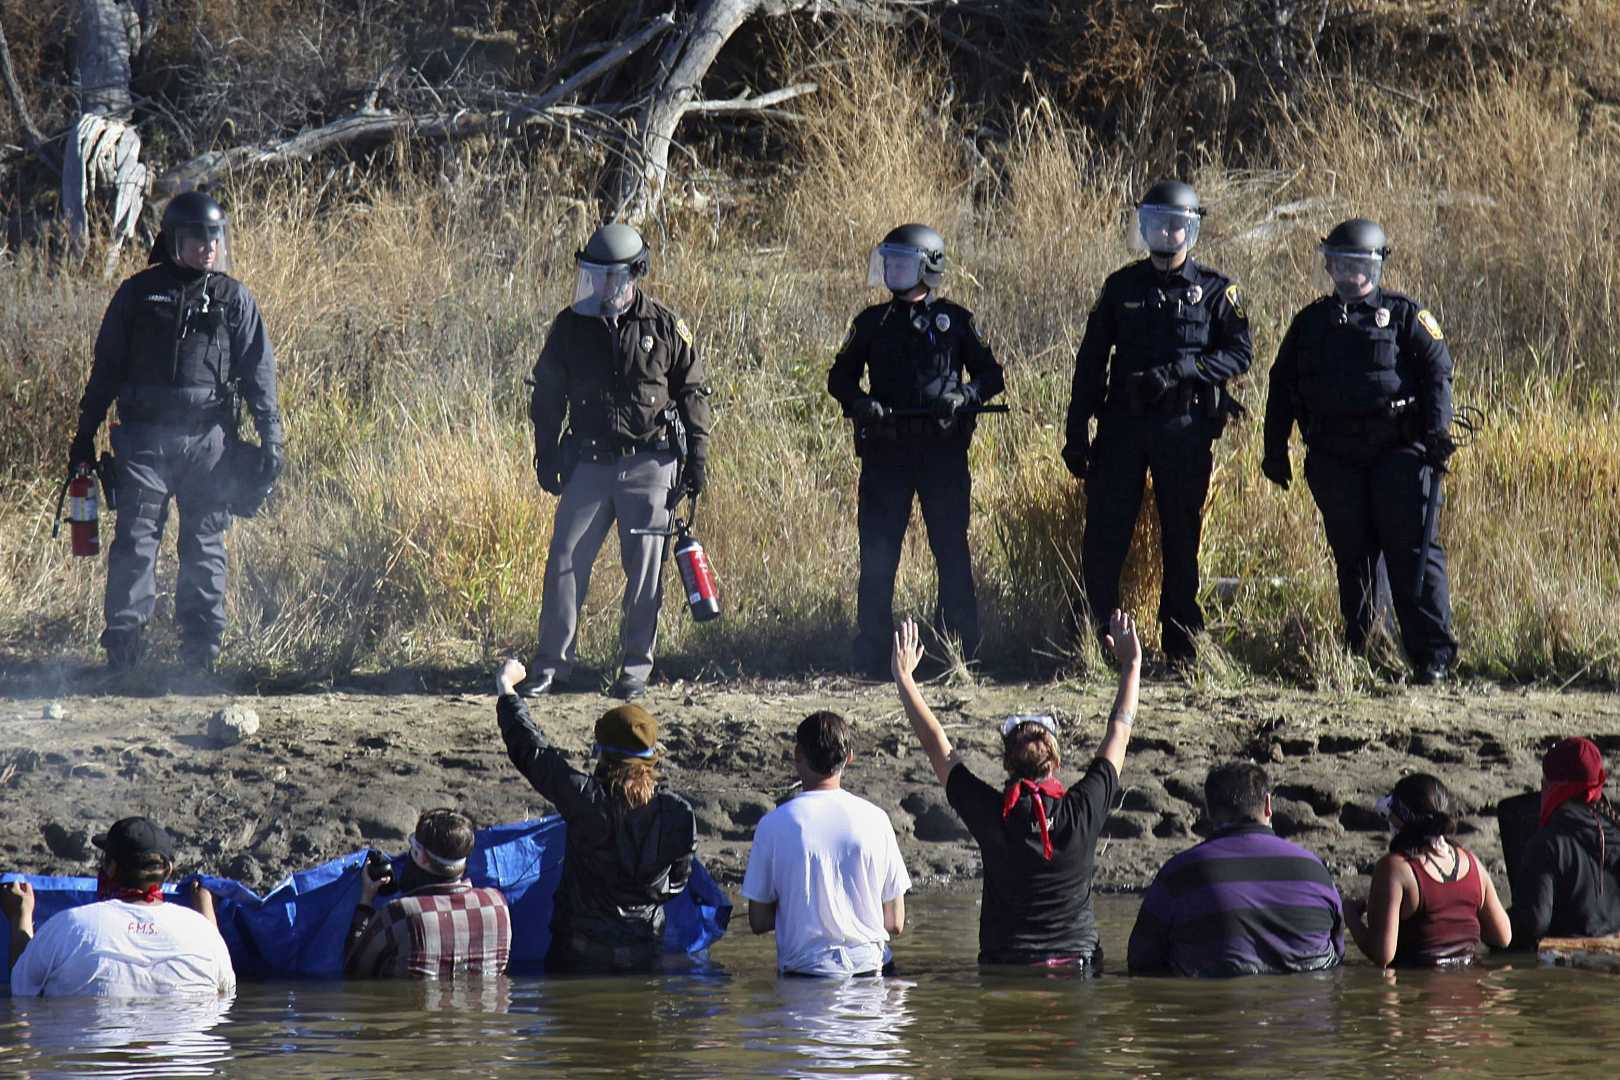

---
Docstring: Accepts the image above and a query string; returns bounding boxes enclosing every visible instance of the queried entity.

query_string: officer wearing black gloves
[827,224,1005,678]
[1262,218,1458,684]
[524,224,712,701]
[1062,181,1252,663]
[70,191,283,673]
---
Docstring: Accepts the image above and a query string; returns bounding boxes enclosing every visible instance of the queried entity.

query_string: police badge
[935,313,951,332]
[1375,308,1390,328]
[913,315,929,333]
[1187,285,1202,304]
[640,334,655,352]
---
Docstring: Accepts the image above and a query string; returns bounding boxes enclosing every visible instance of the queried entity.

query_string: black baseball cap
[92,817,176,864]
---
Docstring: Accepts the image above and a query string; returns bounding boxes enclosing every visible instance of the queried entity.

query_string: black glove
[1261,454,1291,490]
[1138,364,1178,404]
[684,457,707,497]
[851,396,886,422]
[534,454,564,496]
[259,439,285,485]
[1423,430,1457,470]
[1061,441,1089,479]
[931,392,966,421]
[69,429,97,474]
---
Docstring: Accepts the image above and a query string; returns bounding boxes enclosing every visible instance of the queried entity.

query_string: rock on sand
[208,705,261,746]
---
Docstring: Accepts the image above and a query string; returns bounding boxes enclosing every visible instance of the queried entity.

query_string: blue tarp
[3,815,730,981]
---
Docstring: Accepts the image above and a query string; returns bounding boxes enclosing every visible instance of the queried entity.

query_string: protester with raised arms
[890,610,1138,969]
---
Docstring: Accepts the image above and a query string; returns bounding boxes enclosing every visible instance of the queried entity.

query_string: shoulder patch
[1224,283,1246,320]
[674,317,694,346]
[1416,309,1444,340]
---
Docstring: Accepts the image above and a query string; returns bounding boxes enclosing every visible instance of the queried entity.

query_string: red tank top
[1394,844,1483,966]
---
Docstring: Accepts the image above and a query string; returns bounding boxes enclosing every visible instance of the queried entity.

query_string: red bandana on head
[1002,778,1067,860]
[1541,736,1607,828]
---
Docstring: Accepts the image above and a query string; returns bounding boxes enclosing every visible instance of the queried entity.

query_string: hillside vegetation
[2,3,1618,687]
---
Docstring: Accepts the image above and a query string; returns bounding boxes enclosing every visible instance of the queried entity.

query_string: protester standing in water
[890,611,1138,968]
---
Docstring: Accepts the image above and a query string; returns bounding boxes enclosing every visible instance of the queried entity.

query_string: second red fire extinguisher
[673,519,720,623]
[53,465,101,557]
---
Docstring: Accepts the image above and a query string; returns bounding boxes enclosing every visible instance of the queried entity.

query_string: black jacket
[1511,802,1620,944]
[1065,257,1251,444]
[497,694,697,968]
[827,295,1003,442]
[529,289,712,465]
[1264,288,1453,461]
[78,259,280,441]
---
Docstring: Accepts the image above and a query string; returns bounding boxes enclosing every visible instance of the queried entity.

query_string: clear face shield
[571,261,637,317]
[1128,205,1202,258]
[865,243,939,293]
[1318,249,1384,302]
[170,222,231,273]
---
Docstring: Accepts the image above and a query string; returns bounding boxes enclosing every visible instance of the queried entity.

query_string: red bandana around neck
[1002,777,1067,861]
[97,868,165,904]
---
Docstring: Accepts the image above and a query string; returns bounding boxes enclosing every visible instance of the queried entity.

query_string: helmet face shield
[170,222,231,273]
[867,243,934,292]
[1129,205,1202,257]
[572,261,636,317]
[1319,248,1384,301]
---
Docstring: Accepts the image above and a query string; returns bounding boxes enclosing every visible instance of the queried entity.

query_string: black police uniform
[1263,288,1457,671]
[1065,258,1252,659]
[828,296,1004,674]
[73,250,280,666]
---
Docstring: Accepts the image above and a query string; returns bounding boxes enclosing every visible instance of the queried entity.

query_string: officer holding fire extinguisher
[68,191,283,675]
[521,223,713,702]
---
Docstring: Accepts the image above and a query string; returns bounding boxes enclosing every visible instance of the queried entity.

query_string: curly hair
[595,757,658,809]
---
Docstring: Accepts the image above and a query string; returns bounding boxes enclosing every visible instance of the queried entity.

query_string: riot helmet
[1129,180,1203,258]
[1319,218,1389,301]
[866,223,946,295]
[161,191,231,273]
[572,223,648,317]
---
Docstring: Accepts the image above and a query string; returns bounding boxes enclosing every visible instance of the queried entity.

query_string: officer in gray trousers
[521,224,712,701]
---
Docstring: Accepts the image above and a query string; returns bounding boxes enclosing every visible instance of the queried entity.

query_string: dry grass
[2,41,1618,687]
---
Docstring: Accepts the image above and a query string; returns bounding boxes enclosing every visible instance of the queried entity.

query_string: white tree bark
[63,0,149,261]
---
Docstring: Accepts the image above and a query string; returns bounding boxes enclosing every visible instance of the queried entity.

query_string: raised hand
[496,658,526,696]
[891,618,924,682]
[1104,609,1142,668]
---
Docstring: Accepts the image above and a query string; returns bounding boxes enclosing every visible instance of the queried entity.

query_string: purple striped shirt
[1127,823,1345,977]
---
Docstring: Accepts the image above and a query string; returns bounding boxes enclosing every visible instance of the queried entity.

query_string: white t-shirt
[10,900,236,998]
[742,788,911,975]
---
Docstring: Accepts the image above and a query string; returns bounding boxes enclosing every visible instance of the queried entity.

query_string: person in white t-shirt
[742,711,911,977]
[2,817,235,998]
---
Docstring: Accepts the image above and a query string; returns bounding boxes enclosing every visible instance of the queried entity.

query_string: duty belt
[574,434,671,464]
[117,402,231,433]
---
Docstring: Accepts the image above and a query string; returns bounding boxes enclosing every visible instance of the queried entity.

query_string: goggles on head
[1000,714,1059,739]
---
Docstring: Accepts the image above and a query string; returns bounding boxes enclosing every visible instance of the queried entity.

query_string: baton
[1413,464,1444,603]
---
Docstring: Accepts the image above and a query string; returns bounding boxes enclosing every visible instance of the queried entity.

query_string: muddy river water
[2,892,1615,1078]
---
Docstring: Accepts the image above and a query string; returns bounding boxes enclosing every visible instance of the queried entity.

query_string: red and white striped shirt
[345,881,511,979]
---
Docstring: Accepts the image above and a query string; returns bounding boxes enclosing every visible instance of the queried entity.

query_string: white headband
[408,833,467,878]
[1000,714,1058,739]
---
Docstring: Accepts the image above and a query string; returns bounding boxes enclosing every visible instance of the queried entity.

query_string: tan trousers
[535,449,677,683]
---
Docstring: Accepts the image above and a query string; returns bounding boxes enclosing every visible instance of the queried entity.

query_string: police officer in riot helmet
[68,190,283,674]
[1061,180,1253,665]
[522,223,712,701]
[827,223,1005,679]
[1263,218,1458,684]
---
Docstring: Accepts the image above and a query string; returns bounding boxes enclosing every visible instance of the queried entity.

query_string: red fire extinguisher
[674,517,720,623]
[53,465,101,557]
[632,495,721,623]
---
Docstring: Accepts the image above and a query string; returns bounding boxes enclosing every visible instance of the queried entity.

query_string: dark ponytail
[1387,773,1459,856]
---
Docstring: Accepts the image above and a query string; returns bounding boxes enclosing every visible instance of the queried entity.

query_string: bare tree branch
[0,15,45,147]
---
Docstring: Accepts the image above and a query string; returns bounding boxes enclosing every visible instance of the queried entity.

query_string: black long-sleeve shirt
[1065,257,1251,449]
[1510,803,1620,945]
[496,693,696,969]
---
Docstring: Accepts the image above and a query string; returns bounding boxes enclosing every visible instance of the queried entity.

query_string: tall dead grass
[2,40,1618,687]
